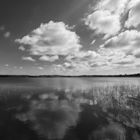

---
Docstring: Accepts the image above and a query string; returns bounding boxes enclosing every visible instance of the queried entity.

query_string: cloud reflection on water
[90,123,125,140]
[17,98,81,139]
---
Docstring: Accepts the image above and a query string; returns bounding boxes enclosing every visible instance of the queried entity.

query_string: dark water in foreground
[0,77,140,140]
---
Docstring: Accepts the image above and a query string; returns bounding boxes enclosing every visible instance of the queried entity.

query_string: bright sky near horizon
[0,0,140,75]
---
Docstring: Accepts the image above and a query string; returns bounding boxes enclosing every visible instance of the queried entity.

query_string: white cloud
[64,61,91,72]
[91,40,96,45]
[39,55,59,62]
[4,32,10,38]
[63,62,72,68]
[51,48,135,73]
[38,67,44,70]
[14,1,140,74]
[85,10,121,38]
[84,0,140,72]
[111,55,135,65]
[19,46,25,51]
[45,50,100,73]
[97,0,128,15]
[96,48,135,68]
[64,50,109,71]
[66,50,98,62]
[103,30,140,56]
[133,49,140,58]
[85,0,128,38]
[125,0,140,28]
[95,30,140,68]
[22,56,35,62]
[16,21,82,57]
[56,64,66,71]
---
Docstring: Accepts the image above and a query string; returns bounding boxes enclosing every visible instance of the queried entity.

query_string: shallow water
[0,77,140,140]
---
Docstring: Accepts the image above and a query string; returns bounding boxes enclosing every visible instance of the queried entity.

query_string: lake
[0,77,140,140]
[0,77,140,90]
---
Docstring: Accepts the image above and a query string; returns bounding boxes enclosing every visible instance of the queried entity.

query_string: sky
[1,0,140,75]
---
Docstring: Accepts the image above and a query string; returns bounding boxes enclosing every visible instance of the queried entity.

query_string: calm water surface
[0,77,140,140]
[0,77,140,90]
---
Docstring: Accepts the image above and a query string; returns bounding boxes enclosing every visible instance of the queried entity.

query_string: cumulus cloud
[94,29,140,68]
[103,30,140,56]
[85,10,121,38]
[83,0,140,70]
[22,56,35,62]
[63,49,128,72]
[93,47,137,69]
[133,49,140,58]
[97,0,128,15]
[16,21,82,57]
[16,20,103,72]
[19,46,25,51]
[39,55,59,62]
[125,0,140,28]
[111,55,135,65]
[15,1,140,73]
[66,50,98,62]
[85,0,140,71]
[64,50,101,71]
[67,61,90,71]
[72,0,140,72]
[66,49,134,69]
[85,0,128,38]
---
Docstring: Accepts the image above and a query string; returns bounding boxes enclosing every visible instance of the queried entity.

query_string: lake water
[0,77,140,140]
[0,77,140,91]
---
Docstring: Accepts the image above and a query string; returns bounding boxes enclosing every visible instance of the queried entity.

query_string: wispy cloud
[0,26,5,31]
[39,55,59,62]
[125,0,140,28]
[37,66,44,70]
[22,56,35,62]
[4,31,11,38]
[103,30,140,58]
[0,26,11,38]
[19,66,23,69]
[4,64,9,67]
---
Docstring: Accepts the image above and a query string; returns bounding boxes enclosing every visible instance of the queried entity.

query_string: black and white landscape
[0,0,140,140]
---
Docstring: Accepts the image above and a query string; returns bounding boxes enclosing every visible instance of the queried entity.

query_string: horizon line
[0,74,140,77]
